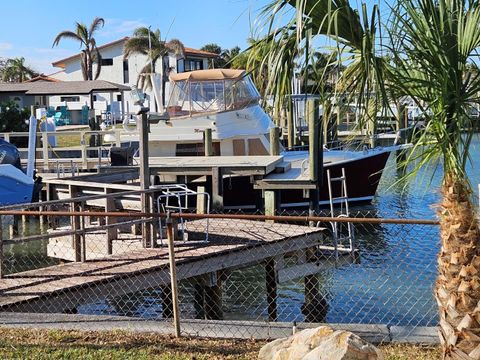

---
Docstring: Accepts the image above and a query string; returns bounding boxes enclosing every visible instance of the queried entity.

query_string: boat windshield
[166,75,260,117]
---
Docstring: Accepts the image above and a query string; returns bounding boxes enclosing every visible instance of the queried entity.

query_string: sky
[0,0,275,75]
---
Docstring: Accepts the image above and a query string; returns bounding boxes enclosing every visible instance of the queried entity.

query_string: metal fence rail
[0,195,439,341]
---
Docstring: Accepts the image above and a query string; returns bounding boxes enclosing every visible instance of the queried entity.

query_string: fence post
[166,216,181,337]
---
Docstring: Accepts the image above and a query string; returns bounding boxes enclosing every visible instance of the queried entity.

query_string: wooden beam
[211,167,223,211]
[265,258,278,321]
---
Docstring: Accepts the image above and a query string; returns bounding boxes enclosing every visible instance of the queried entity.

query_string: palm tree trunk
[436,175,480,359]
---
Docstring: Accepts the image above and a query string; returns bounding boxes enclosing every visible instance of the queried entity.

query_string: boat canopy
[166,69,260,117]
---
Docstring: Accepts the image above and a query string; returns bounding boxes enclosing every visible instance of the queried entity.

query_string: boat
[120,69,399,209]
[0,139,38,206]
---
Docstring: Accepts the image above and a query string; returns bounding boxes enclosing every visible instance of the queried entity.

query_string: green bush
[0,101,30,132]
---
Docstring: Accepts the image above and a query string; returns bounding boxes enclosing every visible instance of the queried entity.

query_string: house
[0,81,130,124]
[48,37,217,113]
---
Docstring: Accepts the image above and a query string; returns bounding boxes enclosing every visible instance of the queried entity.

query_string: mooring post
[269,126,280,156]
[211,167,224,211]
[396,104,408,166]
[105,188,116,255]
[203,128,213,156]
[265,257,278,321]
[139,111,152,248]
[0,216,3,279]
[307,99,321,219]
[287,98,295,148]
[69,185,82,262]
[204,272,223,320]
[166,217,181,337]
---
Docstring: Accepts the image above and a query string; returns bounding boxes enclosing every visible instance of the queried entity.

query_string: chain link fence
[0,190,439,342]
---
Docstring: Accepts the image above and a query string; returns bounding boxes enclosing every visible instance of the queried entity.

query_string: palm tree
[1,57,38,82]
[52,17,105,80]
[260,0,480,357]
[123,27,184,110]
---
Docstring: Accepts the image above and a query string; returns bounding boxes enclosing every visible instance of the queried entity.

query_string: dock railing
[0,195,440,343]
[0,128,126,172]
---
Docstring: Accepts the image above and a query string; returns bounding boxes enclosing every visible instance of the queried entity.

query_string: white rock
[258,326,383,360]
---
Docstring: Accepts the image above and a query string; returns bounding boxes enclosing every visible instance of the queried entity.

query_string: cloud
[101,18,147,38]
[0,42,13,52]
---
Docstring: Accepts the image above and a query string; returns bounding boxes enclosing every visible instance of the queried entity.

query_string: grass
[0,328,441,359]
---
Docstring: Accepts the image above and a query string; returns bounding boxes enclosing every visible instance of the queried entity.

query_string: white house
[49,37,217,115]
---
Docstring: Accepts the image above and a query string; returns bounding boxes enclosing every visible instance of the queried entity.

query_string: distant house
[48,37,217,113]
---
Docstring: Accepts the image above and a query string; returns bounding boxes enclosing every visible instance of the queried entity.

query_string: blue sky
[0,0,274,75]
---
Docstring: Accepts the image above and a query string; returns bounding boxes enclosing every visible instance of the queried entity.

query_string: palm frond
[52,31,82,47]
[89,17,105,36]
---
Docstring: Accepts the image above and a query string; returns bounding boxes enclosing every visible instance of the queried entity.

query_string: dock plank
[0,219,326,313]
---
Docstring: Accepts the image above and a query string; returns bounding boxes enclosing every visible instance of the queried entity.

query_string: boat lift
[155,184,210,246]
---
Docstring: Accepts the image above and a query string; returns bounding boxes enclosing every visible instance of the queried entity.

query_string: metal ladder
[326,168,356,261]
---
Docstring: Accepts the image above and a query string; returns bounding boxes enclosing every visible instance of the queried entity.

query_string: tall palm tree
[52,17,105,80]
[260,0,480,357]
[1,57,38,82]
[123,27,184,109]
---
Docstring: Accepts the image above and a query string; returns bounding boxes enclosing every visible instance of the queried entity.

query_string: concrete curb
[0,312,439,345]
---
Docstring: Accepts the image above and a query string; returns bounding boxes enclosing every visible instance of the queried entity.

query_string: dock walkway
[0,219,327,313]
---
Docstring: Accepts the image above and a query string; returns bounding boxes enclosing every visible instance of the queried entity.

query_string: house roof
[24,75,61,83]
[0,80,130,95]
[170,69,245,82]
[52,37,217,68]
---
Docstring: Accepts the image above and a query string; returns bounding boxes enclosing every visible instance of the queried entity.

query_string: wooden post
[204,272,223,320]
[287,98,295,148]
[396,105,408,166]
[269,127,280,156]
[203,128,213,156]
[69,185,82,262]
[166,218,181,337]
[139,112,151,248]
[105,188,116,255]
[265,258,278,321]
[196,185,206,214]
[264,190,280,220]
[211,167,223,211]
[0,216,3,279]
[307,99,321,217]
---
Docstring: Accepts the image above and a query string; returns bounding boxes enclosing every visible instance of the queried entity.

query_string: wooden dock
[0,219,335,315]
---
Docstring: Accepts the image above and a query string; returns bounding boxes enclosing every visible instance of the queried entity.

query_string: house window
[101,58,113,66]
[60,96,80,102]
[93,95,97,101]
[184,59,203,72]
[123,60,129,83]
[177,59,185,73]
[117,94,122,101]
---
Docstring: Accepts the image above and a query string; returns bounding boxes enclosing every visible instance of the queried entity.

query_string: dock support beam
[139,112,152,248]
[265,258,278,321]
[203,128,213,156]
[193,273,223,320]
[307,99,322,217]
[211,167,223,211]
[287,98,295,148]
[269,126,280,156]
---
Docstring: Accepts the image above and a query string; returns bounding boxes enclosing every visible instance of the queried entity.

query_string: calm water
[17,135,480,326]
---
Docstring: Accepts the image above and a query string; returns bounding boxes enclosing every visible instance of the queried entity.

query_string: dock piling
[265,258,278,321]
[203,128,213,156]
[269,126,280,156]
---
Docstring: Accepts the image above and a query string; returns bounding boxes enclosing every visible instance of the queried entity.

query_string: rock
[258,326,383,360]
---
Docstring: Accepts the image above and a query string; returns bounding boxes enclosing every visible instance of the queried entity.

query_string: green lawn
[0,328,440,359]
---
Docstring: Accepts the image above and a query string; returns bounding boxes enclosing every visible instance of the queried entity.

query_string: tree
[200,43,223,68]
[52,17,105,80]
[124,27,184,109]
[1,57,39,82]
[260,0,480,357]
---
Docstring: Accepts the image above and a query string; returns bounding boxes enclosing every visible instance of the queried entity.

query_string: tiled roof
[24,75,61,83]
[0,80,130,95]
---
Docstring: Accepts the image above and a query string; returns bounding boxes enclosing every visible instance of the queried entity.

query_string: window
[123,60,129,83]
[60,96,80,102]
[101,58,113,66]
[176,142,220,156]
[184,58,204,72]
[177,59,185,73]
[92,95,97,101]
[117,94,122,102]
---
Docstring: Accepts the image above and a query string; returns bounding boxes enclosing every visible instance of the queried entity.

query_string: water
[16,135,480,327]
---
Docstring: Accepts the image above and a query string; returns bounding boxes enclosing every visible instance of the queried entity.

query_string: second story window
[101,58,113,66]
[123,60,129,83]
